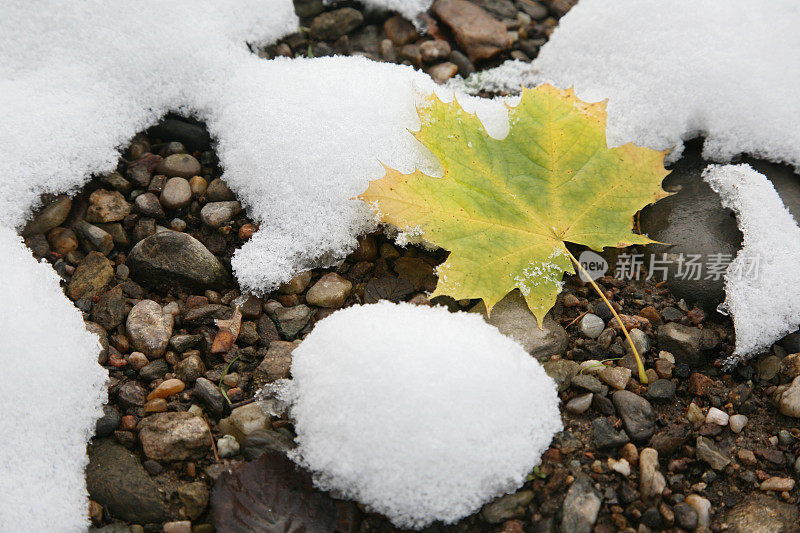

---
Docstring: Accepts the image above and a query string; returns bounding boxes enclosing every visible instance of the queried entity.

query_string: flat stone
[87,439,166,523]
[91,285,129,330]
[612,390,655,442]
[598,366,631,390]
[472,290,567,359]
[433,0,512,61]
[192,377,227,415]
[137,411,211,461]
[147,378,185,400]
[126,299,174,358]
[649,424,690,456]
[566,393,593,414]
[175,354,205,383]
[128,231,231,291]
[22,195,71,236]
[592,416,629,449]
[760,477,795,492]
[383,15,418,46]
[219,402,271,444]
[67,251,114,300]
[274,305,313,339]
[543,359,580,392]
[394,256,437,292]
[722,493,799,532]
[657,322,719,367]
[309,7,363,40]
[305,272,352,308]
[696,436,730,470]
[253,341,297,388]
[646,379,676,401]
[156,153,201,178]
[481,490,534,524]
[200,200,242,228]
[560,474,601,533]
[139,359,169,382]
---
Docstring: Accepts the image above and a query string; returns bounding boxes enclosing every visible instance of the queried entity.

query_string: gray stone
[580,313,605,338]
[192,377,227,415]
[481,490,534,524]
[22,195,71,236]
[87,439,166,523]
[139,358,169,381]
[657,322,719,367]
[472,290,568,359]
[543,359,580,392]
[91,285,129,330]
[204,178,236,201]
[94,406,121,437]
[156,153,201,178]
[200,200,242,228]
[696,436,730,470]
[627,328,650,356]
[73,220,114,255]
[674,502,699,531]
[646,379,676,401]
[126,300,173,358]
[274,305,313,339]
[253,341,297,388]
[174,354,205,383]
[592,417,629,449]
[177,482,209,520]
[137,411,211,461]
[85,321,109,364]
[241,429,297,460]
[134,191,165,219]
[117,380,147,409]
[128,231,231,291]
[169,334,203,352]
[612,390,656,442]
[566,393,593,414]
[571,374,607,395]
[722,493,799,532]
[160,177,192,210]
[310,8,363,40]
[561,474,601,533]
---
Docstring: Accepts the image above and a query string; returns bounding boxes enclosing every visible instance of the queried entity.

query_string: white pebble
[706,407,729,426]
[658,350,675,363]
[187,404,204,418]
[580,313,605,338]
[217,434,240,458]
[579,359,603,374]
[729,414,748,433]
[685,494,711,528]
[608,457,630,476]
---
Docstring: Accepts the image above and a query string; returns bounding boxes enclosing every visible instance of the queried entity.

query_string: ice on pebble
[271,302,562,529]
[703,164,800,365]
[454,0,800,167]
[357,0,433,23]
[0,227,107,531]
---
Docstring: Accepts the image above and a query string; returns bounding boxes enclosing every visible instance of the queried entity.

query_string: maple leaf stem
[564,248,649,385]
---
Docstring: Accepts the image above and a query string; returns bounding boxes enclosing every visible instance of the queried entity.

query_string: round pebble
[729,414,748,433]
[566,392,593,414]
[160,177,192,210]
[706,407,729,426]
[580,313,605,338]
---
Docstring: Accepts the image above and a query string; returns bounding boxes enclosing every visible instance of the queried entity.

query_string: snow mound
[1,0,508,294]
[273,302,562,529]
[703,164,800,364]
[456,0,800,167]
[0,226,107,531]
[217,57,509,293]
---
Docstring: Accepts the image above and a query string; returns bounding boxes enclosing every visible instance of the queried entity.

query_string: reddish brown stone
[432,0,511,62]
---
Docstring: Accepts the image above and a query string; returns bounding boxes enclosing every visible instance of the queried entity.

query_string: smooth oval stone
[128,231,231,291]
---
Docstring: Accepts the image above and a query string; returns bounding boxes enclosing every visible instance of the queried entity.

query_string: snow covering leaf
[361,85,669,323]
[703,164,800,365]
[210,452,338,533]
[275,302,561,529]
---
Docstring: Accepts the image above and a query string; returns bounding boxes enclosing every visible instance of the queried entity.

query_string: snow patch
[0,227,107,531]
[357,0,433,22]
[454,0,800,168]
[703,164,800,364]
[272,302,562,529]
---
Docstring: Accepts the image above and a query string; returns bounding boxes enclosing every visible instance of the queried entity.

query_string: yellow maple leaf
[360,85,669,325]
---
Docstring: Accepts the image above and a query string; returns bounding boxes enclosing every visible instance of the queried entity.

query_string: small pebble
[147,378,185,401]
[580,313,605,338]
[760,477,795,492]
[217,435,240,458]
[705,407,729,426]
[566,393,592,414]
[608,457,630,476]
[729,414,747,433]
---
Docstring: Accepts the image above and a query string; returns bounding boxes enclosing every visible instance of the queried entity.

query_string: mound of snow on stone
[0,227,107,531]
[703,164,800,364]
[274,302,562,529]
[456,0,800,167]
[357,0,433,21]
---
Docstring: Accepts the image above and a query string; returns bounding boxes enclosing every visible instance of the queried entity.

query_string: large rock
[722,493,799,533]
[137,411,211,461]
[561,474,601,533]
[126,300,173,358]
[640,141,800,311]
[128,231,231,291]
[472,290,567,359]
[86,438,166,523]
[433,0,512,62]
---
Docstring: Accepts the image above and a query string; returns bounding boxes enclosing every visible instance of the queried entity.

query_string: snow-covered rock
[272,302,562,529]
